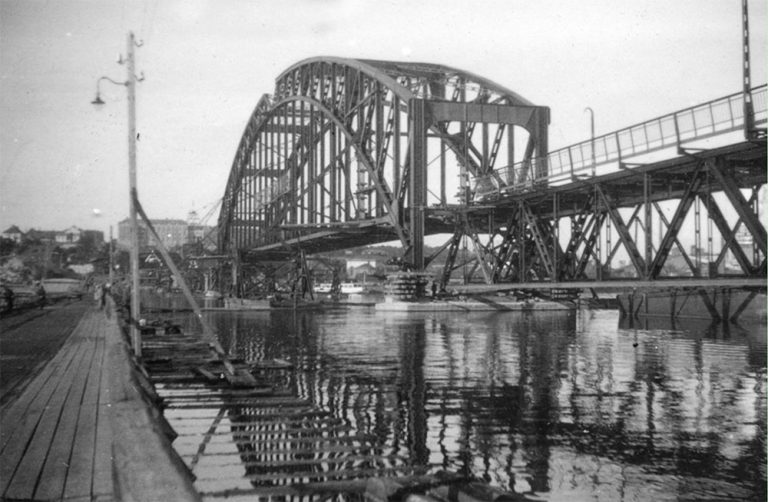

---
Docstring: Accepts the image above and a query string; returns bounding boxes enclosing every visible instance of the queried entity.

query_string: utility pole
[108,225,114,285]
[127,31,142,357]
[91,32,142,356]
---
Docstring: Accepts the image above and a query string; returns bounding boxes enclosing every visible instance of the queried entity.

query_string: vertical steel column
[307,101,315,224]
[644,173,652,278]
[329,118,337,222]
[482,122,489,173]
[507,126,515,185]
[393,97,401,207]
[534,107,550,179]
[552,193,559,282]
[440,142,446,205]
[408,98,427,269]
[247,148,254,245]
[595,185,602,281]
[694,195,702,274]
[375,82,384,217]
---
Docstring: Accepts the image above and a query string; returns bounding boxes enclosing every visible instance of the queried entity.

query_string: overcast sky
[1,0,766,237]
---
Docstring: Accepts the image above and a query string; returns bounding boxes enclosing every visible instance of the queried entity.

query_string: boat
[314,282,365,294]
[222,297,271,310]
[268,295,347,310]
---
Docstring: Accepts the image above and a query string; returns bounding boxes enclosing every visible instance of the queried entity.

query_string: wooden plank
[160,390,277,402]
[224,368,260,388]
[228,423,355,437]
[35,338,97,500]
[172,416,342,433]
[214,453,406,471]
[193,366,219,383]
[198,478,370,498]
[195,465,420,485]
[63,336,105,499]
[0,338,86,494]
[173,433,378,449]
[3,342,88,500]
[164,397,312,409]
[158,388,277,399]
[166,409,329,422]
[180,442,363,461]
[92,337,114,499]
[0,341,79,450]
[91,407,114,498]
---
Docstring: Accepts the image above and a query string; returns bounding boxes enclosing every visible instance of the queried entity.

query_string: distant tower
[187,210,200,225]
[187,209,204,246]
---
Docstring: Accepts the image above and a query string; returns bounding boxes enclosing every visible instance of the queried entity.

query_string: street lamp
[91,31,143,357]
[584,107,596,177]
[91,76,127,106]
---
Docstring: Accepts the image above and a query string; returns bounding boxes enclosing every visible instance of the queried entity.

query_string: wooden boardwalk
[0,308,113,501]
[0,304,199,501]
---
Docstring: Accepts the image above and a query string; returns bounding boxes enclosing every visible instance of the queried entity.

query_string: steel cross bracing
[218,57,549,267]
[219,57,766,297]
[452,142,766,293]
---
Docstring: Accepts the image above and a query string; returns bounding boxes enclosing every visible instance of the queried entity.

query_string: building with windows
[2,225,24,243]
[117,217,216,252]
[56,226,82,247]
[117,218,187,250]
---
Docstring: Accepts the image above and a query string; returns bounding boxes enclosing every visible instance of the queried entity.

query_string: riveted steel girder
[219,57,548,267]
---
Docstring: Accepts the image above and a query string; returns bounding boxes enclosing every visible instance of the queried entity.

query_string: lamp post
[92,31,143,357]
[584,107,596,177]
[108,225,114,286]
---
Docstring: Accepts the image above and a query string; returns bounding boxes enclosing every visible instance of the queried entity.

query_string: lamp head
[91,93,105,106]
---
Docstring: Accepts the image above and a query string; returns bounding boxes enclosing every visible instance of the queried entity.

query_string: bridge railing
[474,85,767,199]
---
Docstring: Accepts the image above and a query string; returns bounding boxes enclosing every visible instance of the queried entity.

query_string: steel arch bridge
[218,57,549,268]
[219,57,767,316]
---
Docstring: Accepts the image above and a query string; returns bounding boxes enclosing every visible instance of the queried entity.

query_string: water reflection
[190,308,766,501]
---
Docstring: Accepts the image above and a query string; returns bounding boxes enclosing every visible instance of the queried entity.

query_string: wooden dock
[0,303,199,501]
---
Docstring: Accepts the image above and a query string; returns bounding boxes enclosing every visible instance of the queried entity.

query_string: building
[117,217,214,251]
[1,226,103,248]
[1,225,24,243]
[117,219,148,249]
[25,229,57,243]
[55,226,82,248]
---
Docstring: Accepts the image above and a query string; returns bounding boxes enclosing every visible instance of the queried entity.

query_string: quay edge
[105,298,201,502]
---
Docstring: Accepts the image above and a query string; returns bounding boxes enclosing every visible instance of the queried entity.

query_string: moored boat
[222,297,271,310]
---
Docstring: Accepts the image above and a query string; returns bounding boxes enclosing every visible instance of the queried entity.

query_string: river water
[177,304,765,501]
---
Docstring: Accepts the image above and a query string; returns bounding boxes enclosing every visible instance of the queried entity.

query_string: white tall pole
[584,106,595,176]
[127,31,141,357]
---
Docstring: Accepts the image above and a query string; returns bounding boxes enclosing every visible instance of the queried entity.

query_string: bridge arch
[219,57,550,266]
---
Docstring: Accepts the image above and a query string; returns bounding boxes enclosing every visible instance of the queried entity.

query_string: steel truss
[219,57,549,268]
[218,57,766,311]
[442,142,766,299]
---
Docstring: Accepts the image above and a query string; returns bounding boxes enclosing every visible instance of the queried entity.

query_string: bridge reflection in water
[191,309,766,501]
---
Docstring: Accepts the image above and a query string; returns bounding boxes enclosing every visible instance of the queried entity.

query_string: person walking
[2,284,14,314]
[34,281,46,309]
